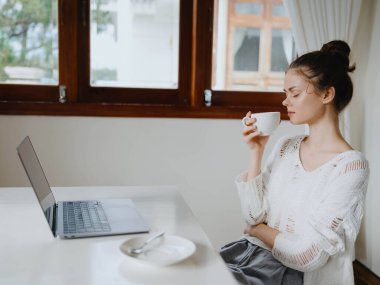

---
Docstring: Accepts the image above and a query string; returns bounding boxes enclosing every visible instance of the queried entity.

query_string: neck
[306,110,345,151]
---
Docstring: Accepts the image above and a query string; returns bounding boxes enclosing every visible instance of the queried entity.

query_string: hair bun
[321,40,350,57]
[321,40,355,72]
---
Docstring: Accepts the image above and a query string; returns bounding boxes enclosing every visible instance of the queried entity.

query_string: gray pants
[220,239,304,285]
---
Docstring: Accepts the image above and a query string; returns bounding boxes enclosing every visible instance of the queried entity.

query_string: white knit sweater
[235,135,369,285]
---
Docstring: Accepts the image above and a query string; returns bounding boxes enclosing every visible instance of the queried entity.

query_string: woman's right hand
[242,111,270,152]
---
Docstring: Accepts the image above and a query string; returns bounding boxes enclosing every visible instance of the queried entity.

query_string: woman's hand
[244,224,260,236]
[244,223,279,249]
[242,111,270,152]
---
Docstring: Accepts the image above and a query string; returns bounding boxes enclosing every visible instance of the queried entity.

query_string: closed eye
[283,92,300,99]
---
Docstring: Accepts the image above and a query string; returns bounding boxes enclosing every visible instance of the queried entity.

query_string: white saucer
[120,234,196,266]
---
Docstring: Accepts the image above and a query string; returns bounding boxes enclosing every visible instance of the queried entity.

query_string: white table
[0,186,237,285]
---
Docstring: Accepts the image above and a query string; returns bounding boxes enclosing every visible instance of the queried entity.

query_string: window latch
[204,89,212,107]
[59,85,67,103]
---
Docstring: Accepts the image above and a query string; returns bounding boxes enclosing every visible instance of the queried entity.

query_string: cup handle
[242,117,250,127]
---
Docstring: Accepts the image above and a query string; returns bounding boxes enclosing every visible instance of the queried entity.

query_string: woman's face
[282,69,326,125]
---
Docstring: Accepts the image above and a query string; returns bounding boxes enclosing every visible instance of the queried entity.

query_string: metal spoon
[128,231,165,255]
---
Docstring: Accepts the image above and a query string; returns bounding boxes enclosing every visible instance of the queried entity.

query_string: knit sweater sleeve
[272,154,369,272]
[235,137,288,225]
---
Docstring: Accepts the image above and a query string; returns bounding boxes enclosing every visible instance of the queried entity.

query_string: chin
[289,117,306,125]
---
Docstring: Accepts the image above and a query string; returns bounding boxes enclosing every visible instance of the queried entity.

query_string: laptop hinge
[52,203,58,237]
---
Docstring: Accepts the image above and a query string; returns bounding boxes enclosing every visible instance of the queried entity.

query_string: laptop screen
[17,136,56,233]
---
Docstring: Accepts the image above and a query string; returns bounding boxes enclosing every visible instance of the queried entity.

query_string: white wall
[0,115,305,249]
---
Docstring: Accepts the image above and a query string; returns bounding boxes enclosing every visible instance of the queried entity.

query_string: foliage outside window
[0,0,58,84]
[0,0,292,119]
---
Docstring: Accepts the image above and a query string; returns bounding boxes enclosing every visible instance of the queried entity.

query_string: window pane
[272,3,286,17]
[0,0,58,85]
[212,0,294,92]
[90,0,180,89]
[271,29,295,72]
[234,27,260,72]
[235,2,262,15]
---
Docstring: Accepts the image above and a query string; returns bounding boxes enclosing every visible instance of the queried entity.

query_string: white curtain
[284,0,362,142]
[281,29,294,64]
[233,28,260,54]
[234,29,246,54]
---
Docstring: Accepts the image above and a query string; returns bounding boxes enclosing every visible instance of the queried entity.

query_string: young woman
[220,40,370,285]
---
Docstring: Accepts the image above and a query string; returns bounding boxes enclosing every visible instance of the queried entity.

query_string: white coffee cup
[242,112,281,136]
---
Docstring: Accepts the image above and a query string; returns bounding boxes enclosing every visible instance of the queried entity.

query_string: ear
[322,86,335,104]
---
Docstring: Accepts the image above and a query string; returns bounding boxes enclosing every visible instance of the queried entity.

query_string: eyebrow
[283,86,300,93]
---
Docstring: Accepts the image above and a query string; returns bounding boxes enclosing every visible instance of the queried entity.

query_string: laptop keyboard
[62,201,111,234]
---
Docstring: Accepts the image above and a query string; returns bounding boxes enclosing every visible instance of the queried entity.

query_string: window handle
[204,89,212,107]
[59,85,67,103]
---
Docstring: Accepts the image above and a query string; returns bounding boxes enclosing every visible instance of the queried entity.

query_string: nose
[282,97,289,107]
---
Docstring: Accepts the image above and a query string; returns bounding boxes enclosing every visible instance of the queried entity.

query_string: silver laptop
[17,136,150,238]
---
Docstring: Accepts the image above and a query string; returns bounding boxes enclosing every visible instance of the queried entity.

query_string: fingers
[243,129,261,140]
[243,111,255,126]
[242,113,262,144]
[243,129,262,142]
[242,124,257,135]
[243,131,262,143]
[242,111,268,148]
[243,116,256,127]
[244,225,254,235]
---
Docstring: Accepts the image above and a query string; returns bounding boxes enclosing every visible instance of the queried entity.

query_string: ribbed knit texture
[235,135,369,285]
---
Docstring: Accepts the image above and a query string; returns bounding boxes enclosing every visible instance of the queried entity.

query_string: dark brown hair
[288,40,355,113]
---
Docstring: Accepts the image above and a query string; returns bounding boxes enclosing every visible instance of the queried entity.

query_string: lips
[287,111,295,116]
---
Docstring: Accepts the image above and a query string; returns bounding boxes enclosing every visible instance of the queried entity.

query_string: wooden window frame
[0,0,286,119]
